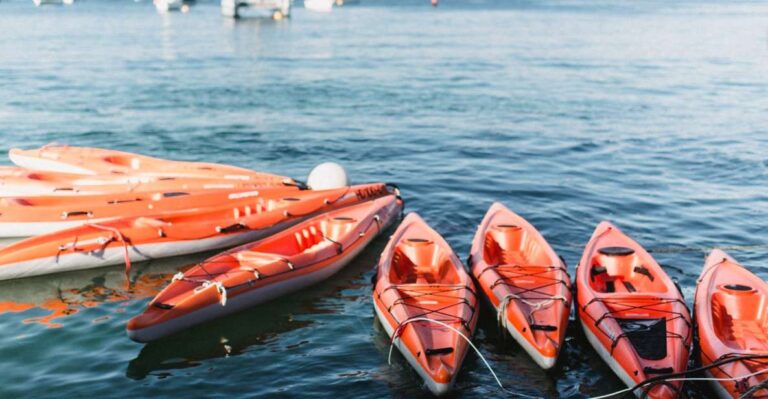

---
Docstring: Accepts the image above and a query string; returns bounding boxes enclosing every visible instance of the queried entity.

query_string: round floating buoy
[335,0,343,5]
[181,4,190,12]
[273,10,284,20]
[431,0,438,6]
[307,162,349,190]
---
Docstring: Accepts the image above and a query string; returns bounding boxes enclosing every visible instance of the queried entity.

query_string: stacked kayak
[373,213,479,396]
[0,183,392,280]
[9,144,281,181]
[469,202,571,369]
[576,222,692,398]
[127,194,402,342]
[0,167,286,197]
[0,188,303,237]
[695,250,768,398]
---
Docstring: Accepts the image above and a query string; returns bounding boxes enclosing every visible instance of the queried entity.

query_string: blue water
[0,0,767,397]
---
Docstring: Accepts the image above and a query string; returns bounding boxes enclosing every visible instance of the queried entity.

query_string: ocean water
[0,0,767,397]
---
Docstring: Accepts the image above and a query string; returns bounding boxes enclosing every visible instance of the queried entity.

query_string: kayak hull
[695,249,768,398]
[469,202,571,370]
[0,183,393,280]
[0,226,283,281]
[128,194,402,342]
[373,212,478,396]
[129,226,379,342]
[576,221,691,399]
[372,302,452,396]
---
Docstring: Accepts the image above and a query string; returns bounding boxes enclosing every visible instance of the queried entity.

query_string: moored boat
[695,249,768,398]
[0,187,297,237]
[0,183,393,280]
[127,194,402,342]
[373,213,479,396]
[469,202,571,369]
[0,167,292,197]
[9,145,290,183]
[576,221,691,399]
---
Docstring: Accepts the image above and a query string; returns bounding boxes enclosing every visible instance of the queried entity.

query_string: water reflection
[0,253,210,328]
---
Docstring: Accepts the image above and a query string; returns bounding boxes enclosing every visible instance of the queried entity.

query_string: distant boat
[304,0,333,12]
[154,0,186,13]
[33,0,73,6]
[221,0,290,19]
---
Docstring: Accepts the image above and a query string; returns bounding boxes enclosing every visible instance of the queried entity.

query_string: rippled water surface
[0,0,767,397]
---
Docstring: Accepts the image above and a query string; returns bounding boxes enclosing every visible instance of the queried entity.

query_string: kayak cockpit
[482,224,552,267]
[389,238,461,285]
[711,282,768,351]
[588,246,668,294]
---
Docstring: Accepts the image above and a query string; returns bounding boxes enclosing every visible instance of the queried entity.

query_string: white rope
[588,367,768,399]
[386,317,542,399]
[498,294,568,331]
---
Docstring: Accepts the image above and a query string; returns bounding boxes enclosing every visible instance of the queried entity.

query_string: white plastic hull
[498,306,558,369]
[580,317,644,398]
[0,219,113,238]
[304,0,333,12]
[129,213,395,342]
[373,302,454,396]
[0,219,299,281]
[9,152,94,175]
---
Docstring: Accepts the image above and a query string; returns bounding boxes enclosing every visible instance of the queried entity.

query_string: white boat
[154,0,184,13]
[33,0,67,6]
[304,0,333,12]
[221,0,289,19]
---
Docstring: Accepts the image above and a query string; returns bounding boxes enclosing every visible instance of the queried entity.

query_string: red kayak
[576,221,692,399]
[373,213,479,396]
[696,249,768,398]
[128,194,402,342]
[469,202,571,369]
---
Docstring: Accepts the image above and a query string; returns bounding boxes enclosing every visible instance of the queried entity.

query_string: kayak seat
[711,290,768,349]
[483,226,551,267]
[590,249,667,293]
[390,241,461,285]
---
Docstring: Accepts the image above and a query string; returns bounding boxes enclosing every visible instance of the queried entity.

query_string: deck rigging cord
[386,317,542,399]
[587,353,768,399]
[563,242,768,254]
[153,207,391,308]
[476,262,570,332]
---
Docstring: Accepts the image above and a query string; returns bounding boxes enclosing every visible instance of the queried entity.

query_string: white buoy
[307,162,349,190]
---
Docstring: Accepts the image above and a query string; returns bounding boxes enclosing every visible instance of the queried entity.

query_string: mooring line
[561,243,768,254]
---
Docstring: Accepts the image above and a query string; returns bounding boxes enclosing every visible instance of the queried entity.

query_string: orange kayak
[373,213,479,396]
[469,202,571,369]
[9,145,288,183]
[127,194,402,342]
[576,221,691,399]
[0,187,299,237]
[0,183,392,280]
[696,249,768,398]
[0,167,292,197]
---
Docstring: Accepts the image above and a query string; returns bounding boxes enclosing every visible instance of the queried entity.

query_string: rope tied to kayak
[386,317,543,399]
[154,207,392,309]
[497,293,569,334]
[587,353,768,399]
[85,223,132,279]
[581,296,692,359]
[378,284,479,333]
[475,262,570,335]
